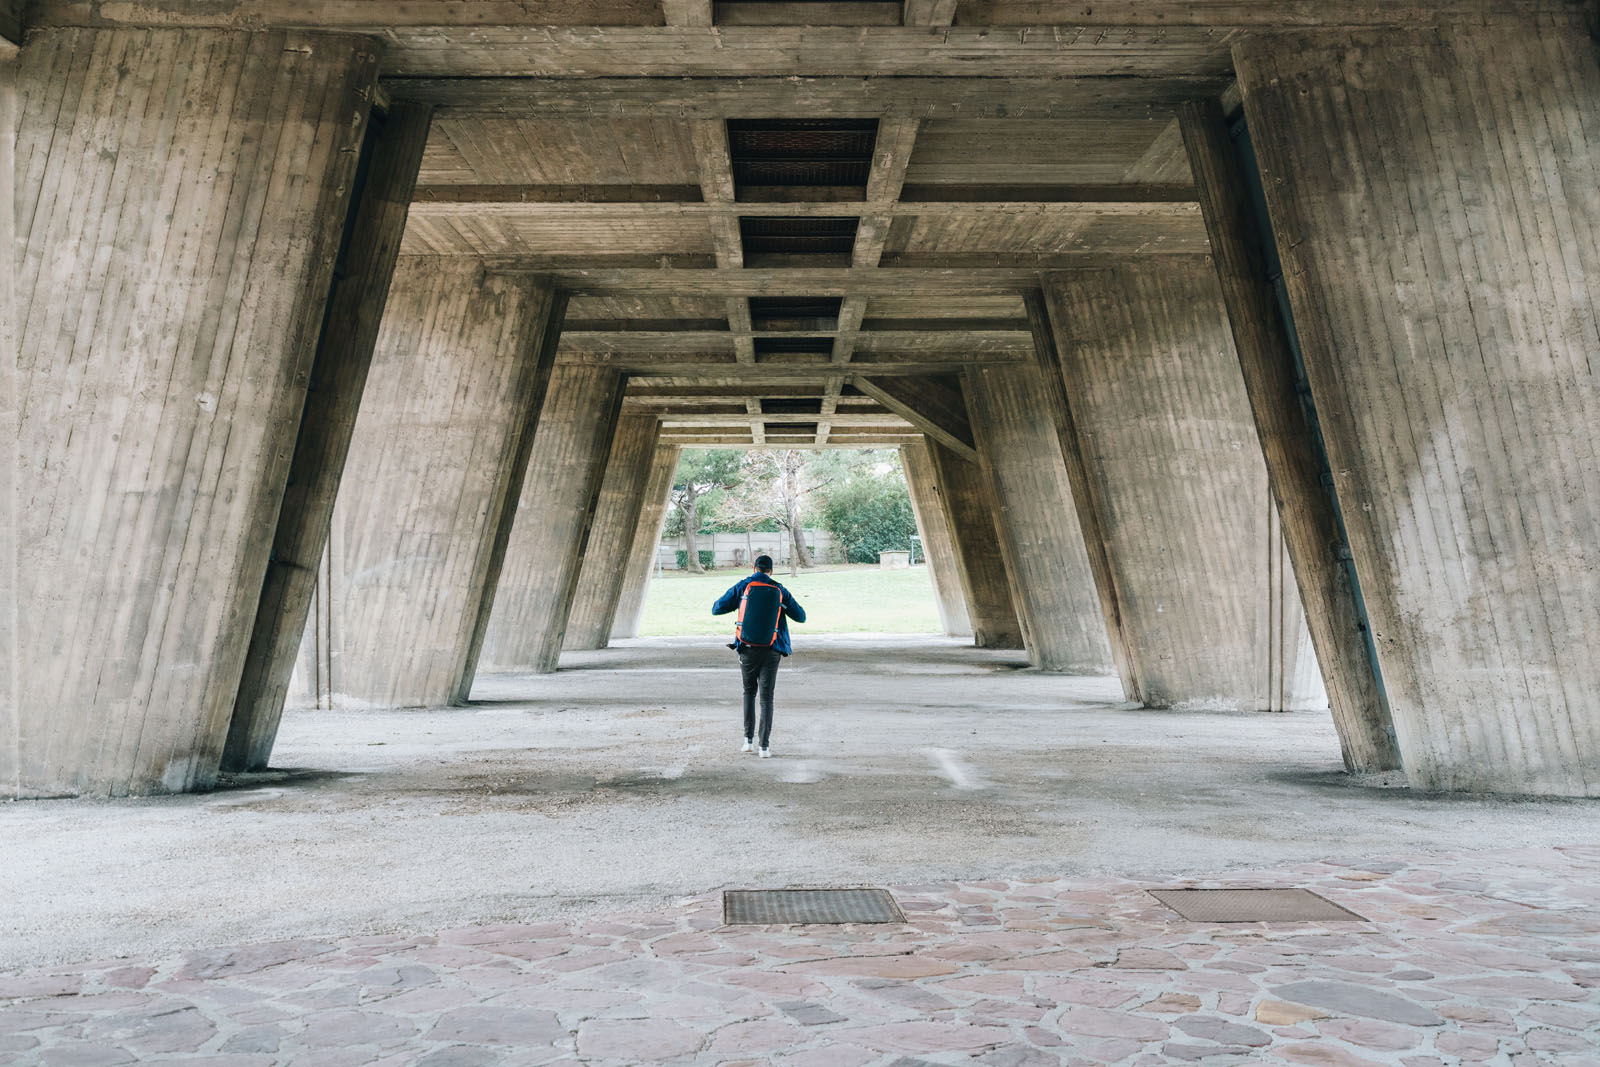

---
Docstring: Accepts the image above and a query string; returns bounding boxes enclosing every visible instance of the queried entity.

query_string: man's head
[754,554,774,573]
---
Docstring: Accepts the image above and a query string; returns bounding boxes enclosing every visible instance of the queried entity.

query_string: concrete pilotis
[1178,98,1400,773]
[900,440,972,639]
[6,29,378,796]
[1,56,17,798]
[298,258,561,710]
[1044,263,1322,711]
[478,367,628,675]
[223,102,434,773]
[563,414,662,651]
[611,444,682,641]
[964,365,1113,673]
[1236,25,1600,794]
[926,440,1025,651]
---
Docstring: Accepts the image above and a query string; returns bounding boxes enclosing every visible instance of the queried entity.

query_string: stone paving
[2,846,1596,1066]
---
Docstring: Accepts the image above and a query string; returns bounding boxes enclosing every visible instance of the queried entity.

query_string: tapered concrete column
[563,413,662,651]
[612,444,681,640]
[1236,24,1600,794]
[6,29,377,797]
[1179,99,1400,773]
[1,54,17,799]
[222,102,434,773]
[900,440,972,639]
[926,440,1025,650]
[1044,262,1322,711]
[965,365,1113,673]
[478,367,628,675]
[300,258,562,710]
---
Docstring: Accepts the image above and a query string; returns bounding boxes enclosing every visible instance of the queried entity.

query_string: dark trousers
[739,647,781,747]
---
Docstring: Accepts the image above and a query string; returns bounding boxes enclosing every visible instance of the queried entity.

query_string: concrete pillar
[6,29,378,797]
[563,413,662,651]
[1,52,17,799]
[611,443,681,640]
[1236,23,1600,794]
[900,440,972,639]
[926,439,1025,650]
[300,258,562,710]
[222,102,434,773]
[1044,262,1322,711]
[477,367,627,675]
[964,364,1114,673]
[1178,99,1401,773]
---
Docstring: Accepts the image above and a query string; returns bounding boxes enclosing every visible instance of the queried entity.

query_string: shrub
[674,550,716,570]
[819,477,916,564]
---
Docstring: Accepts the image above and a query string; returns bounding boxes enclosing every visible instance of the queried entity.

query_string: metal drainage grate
[725,888,905,925]
[1150,888,1366,923]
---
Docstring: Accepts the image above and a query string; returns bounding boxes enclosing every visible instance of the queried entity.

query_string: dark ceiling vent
[753,337,836,357]
[766,422,820,435]
[761,397,825,415]
[728,119,878,192]
[748,296,844,331]
[740,216,859,256]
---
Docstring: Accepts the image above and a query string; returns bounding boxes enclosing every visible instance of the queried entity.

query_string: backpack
[736,579,783,648]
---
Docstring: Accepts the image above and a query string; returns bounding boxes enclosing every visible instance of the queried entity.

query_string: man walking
[712,554,806,758]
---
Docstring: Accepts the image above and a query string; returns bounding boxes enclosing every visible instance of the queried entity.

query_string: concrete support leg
[563,413,662,651]
[900,440,972,639]
[1179,99,1400,773]
[1236,24,1600,794]
[611,444,682,641]
[477,367,628,675]
[926,438,1025,650]
[964,365,1114,673]
[222,102,434,773]
[8,29,378,796]
[302,258,562,709]
[1,52,16,798]
[1044,262,1321,710]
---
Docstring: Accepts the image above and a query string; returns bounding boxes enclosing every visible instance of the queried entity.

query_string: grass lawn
[636,563,942,637]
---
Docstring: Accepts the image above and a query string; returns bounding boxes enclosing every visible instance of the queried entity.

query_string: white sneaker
[741,739,753,753]
[759,747,772,759]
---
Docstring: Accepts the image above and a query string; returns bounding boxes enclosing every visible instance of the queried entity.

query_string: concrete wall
[6,29,376,796]
[1237,24,1600,794]
[901,439,972,639]
[477,366,626,675]
[611,444,682,640]
[564,413,661,651]
[965,364,1114,673]
[1045,262,1323,711]
[294,258,560,709]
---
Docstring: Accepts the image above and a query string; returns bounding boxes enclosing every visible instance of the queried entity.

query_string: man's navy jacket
[712,572,806,655]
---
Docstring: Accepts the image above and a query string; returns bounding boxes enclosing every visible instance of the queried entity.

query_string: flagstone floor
[4,845,1597,1066]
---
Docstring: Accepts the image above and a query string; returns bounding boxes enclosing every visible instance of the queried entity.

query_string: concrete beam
[611,444,683,640]
[5,28,378,797]
[855,375,977,463]
[1044,262,1323,711]
[965,364,1115,673]
[1236,23,1600,795]
[563,414,662,651]
[901,440,972,639]
[1177,97,1400,774]
[927,438,1025,650]
[296,260,562,710]
[477,367,628,675]
[223,101,434,774]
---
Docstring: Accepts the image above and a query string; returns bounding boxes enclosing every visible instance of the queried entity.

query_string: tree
[722,450,830,576]
[669,450,741,573]
[817,454,917,563]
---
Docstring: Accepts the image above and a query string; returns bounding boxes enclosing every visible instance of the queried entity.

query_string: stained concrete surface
[3,635,1596,973]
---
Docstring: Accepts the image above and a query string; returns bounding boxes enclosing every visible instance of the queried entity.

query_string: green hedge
[675,549,717,570]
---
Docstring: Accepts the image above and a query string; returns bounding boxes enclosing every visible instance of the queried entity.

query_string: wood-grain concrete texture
[224,102,435,773]
[1045,263,1321,711]
[0,56,17,798]
[301,258,560,709]
[900,439,972,639]
[1178,99,1401,774]
[4,28,377,796]
[1237,24,1600,795]
[563,413,661,651]
[927,441,1024,650]
[611,444,682,641]
[477,366,627,674]
[964,364,1114,673]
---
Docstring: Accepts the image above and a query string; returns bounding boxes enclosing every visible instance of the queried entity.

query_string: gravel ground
[4,635,1596,972]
